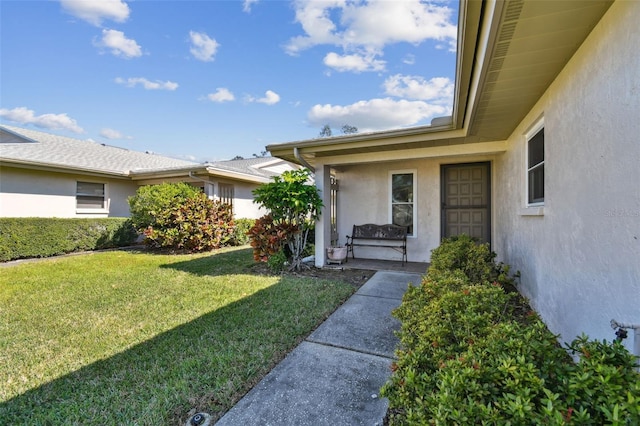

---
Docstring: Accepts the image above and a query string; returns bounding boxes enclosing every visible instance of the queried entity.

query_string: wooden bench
[346,224,408,265]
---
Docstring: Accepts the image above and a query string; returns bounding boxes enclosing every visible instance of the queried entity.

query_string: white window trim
[389,169,417,238]
[76,181,109,214]
[524,117,545,210]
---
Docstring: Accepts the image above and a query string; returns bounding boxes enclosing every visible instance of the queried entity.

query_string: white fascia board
[0,158,129,179]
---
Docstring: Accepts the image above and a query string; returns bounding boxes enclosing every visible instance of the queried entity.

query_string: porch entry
[441,162,491,245]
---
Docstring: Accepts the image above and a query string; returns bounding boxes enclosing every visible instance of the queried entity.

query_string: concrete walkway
[214,271,423,426]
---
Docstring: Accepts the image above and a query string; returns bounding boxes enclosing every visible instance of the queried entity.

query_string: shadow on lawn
[160,247,260,277]
[1,252,341,425]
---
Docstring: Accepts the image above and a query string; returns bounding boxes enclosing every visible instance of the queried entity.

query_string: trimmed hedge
[0,218,137,262]
[382,235,640,425]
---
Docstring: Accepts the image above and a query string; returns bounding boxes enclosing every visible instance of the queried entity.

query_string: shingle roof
[0,125,198,176]
[205,157,286,179]
[0,125,296,181]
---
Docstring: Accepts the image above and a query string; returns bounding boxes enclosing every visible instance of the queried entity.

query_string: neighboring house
[268,1,639,354]
[0,125,297,219]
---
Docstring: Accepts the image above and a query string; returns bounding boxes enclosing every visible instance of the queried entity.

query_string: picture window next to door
[527,126,544,205]
[390,171,415,236]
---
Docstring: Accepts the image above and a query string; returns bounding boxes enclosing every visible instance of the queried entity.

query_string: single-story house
[268,0,639,353]
[0,125,298,219]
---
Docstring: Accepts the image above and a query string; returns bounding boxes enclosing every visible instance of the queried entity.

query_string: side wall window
[76,181,106,210]
[219,183,234,211]
[527,123,545,206]
[390,171,416,236]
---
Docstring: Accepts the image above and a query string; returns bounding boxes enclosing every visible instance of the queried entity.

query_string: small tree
[251,169,323,270]
[341,124,358,134]
[319,124,332,137]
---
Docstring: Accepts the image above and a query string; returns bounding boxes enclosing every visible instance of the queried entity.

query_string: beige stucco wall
[0,167,136,218]
[329,154,498,263]
[220,179,267,220]
[492,0,640,351]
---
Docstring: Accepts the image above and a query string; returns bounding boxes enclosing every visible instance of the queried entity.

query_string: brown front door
[441,162,491,245]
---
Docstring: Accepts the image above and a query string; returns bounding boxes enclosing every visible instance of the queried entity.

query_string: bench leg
[346,243,355,259]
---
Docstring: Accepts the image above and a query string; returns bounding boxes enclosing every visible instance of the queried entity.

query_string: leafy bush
[429,234,517,285]
[247,215,297,262]
[231,218,255,246]
[128,182,201,232]
[267,249,288,274]
[143,194,235,251]
[382,236,640,425]
[0,218,136,261]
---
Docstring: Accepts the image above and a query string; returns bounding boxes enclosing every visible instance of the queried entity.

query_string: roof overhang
[129,165,272,184]
[2,159,273,184]
[0,159,131,180]
[267,0,613,168]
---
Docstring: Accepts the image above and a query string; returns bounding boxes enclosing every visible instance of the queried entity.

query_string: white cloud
[307,97,449,132]
[323,51,385,73]
[95,29,142,58]
[0,107,84,133]
[243,0,259,13]
[61,0,130,26]
[207,88,235,103]
[403,54,416,65]
[383,74,453,103]
[247,90,281,105]
[99,128,132,140]
[285,0,342,55]
[189,31,219,62]
[115,77,178,90]
[286,0,457,55]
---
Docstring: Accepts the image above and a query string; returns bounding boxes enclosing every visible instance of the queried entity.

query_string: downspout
[611,319,640,370]
[294,147,315,173]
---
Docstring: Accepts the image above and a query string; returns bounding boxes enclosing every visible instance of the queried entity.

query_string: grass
[0,247,356,424]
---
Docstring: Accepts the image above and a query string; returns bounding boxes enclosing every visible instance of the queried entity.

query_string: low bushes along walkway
[381,236,640,425]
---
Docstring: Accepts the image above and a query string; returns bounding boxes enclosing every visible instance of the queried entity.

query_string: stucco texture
[492,0,640,352]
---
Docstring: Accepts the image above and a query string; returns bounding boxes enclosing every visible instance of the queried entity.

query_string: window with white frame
[390,171,416,236]
[526,122,545,205]
[76,181,106,210]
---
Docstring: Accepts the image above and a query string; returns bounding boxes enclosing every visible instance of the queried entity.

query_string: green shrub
[128,182,201,232]
[267,249,288,274]
[231,218,255,246]
[143,194,235,252]
[429,234,517,286]
[382,237,640,425]
[0,218,137,262]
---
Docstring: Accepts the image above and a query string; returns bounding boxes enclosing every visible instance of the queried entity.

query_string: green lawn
[0,247,356,424]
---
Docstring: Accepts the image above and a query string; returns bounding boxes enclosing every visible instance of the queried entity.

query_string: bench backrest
[352,224,407,240]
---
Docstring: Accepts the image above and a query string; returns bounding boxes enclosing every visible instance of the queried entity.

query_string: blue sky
[1,0,458,162]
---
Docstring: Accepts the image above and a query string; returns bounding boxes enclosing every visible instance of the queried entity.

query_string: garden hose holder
[610,319,640,370]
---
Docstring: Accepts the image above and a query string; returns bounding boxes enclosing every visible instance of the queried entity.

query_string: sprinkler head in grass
[187,412,211,426]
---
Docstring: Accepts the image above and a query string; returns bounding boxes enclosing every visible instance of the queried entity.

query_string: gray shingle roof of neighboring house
[0,125,295,181]
[0,125,198,176]
[204,157,289,179]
